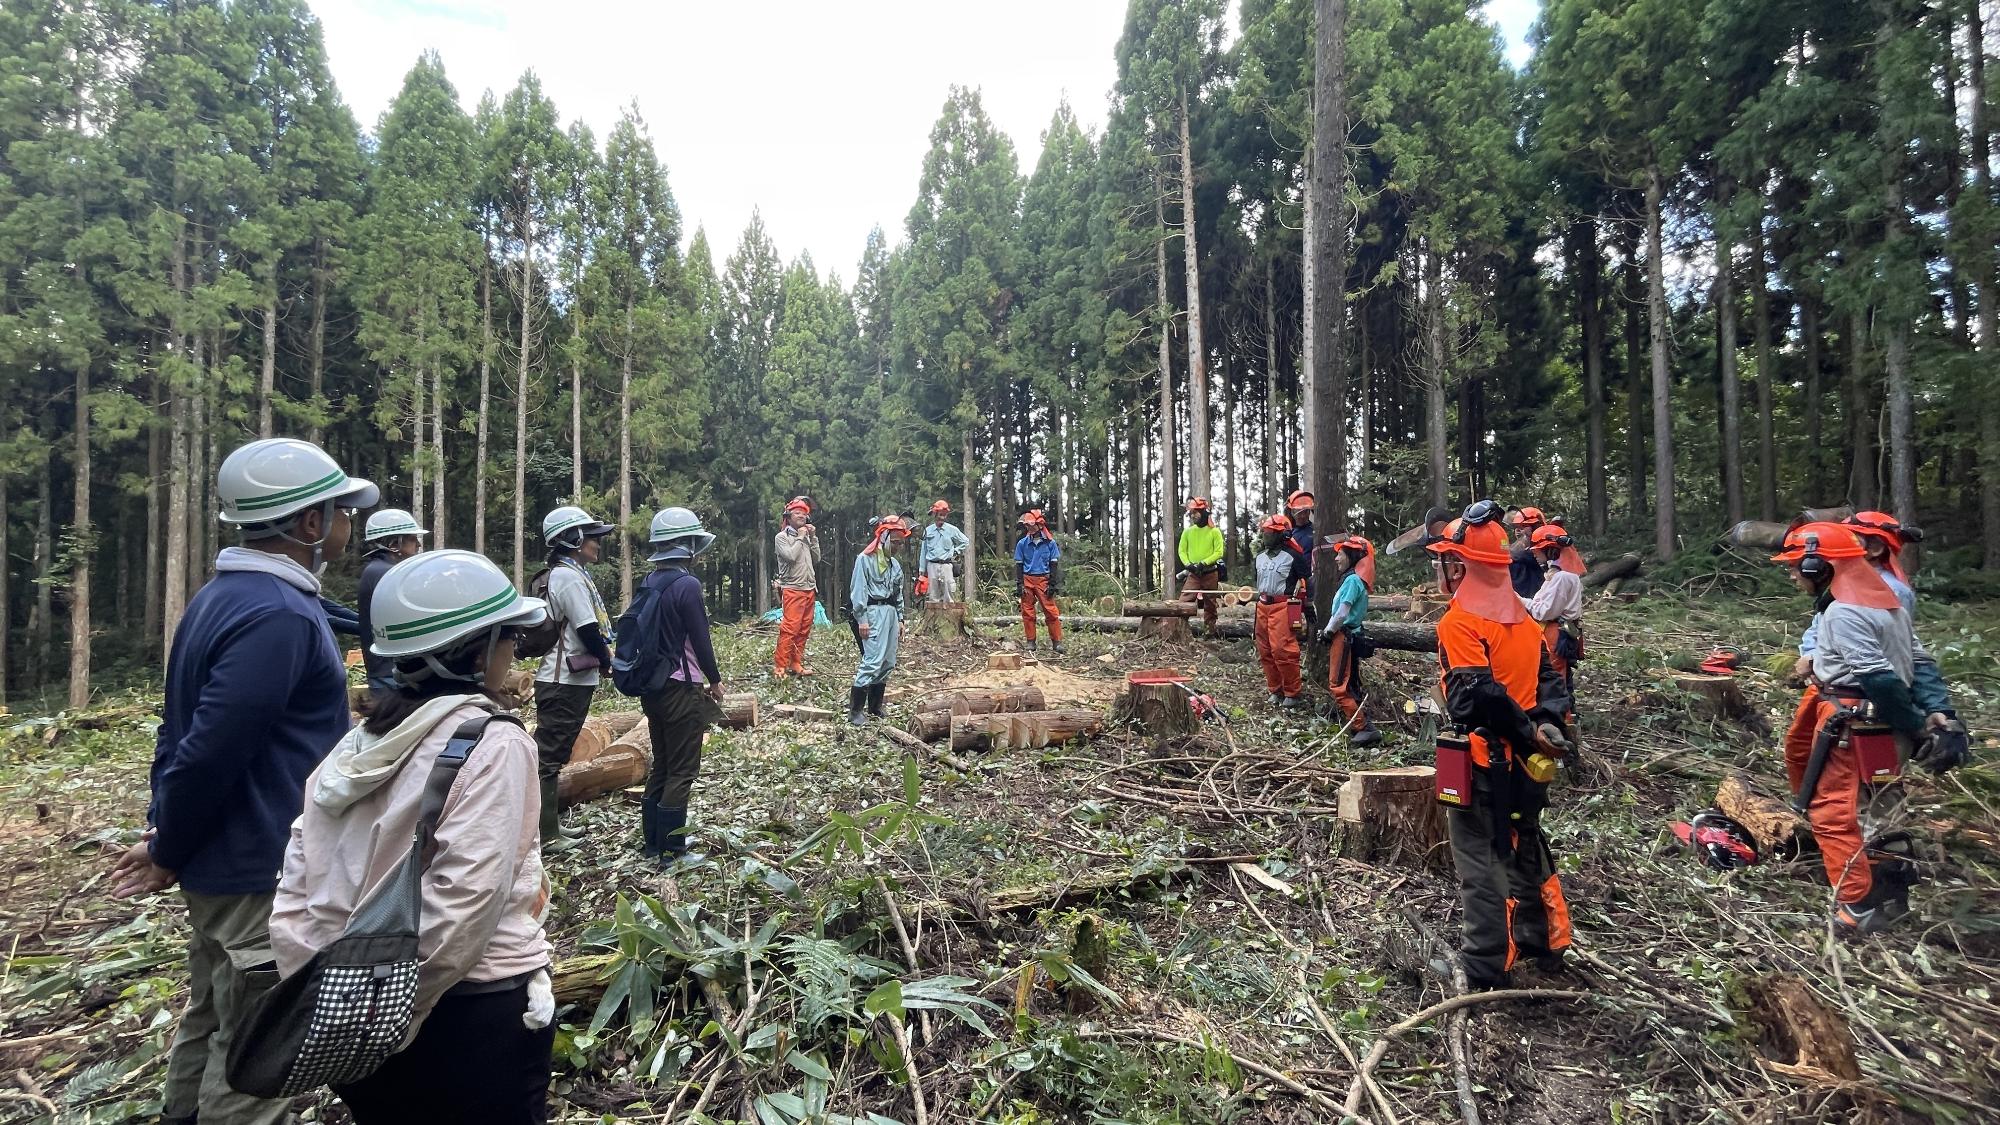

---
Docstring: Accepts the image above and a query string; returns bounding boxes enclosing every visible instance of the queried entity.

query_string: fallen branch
[878,722,982,773]
[1344,991,1591,1115]
[1075,1027,1346,1116]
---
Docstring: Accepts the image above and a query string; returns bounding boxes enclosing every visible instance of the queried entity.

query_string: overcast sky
[316,0,1540,278]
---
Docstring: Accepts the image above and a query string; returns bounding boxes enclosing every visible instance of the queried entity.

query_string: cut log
[498,668,534,710]
[1724,508,1853,551]
[558,745,647,806]
[968,615,1440,652]
[988,652,1024,671]
[1582,553,1642,589]
[907,686,1049,741]
[1123,600,1200,617]
[919,603,969,639]
[596,711,644,739]
[949,708,1106,752]
[718,693,758,729]
[1112,681,1197,738]
[772,704,838,722]
[1332,767,1450,870]
[565,720,616,768]
[1715,773,1804,856]
[1731,973,1862,1083]
[1137,615,1193,643]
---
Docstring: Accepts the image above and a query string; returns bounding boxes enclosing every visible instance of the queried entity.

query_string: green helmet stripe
[381,587,519,641]
[235,469,348,512]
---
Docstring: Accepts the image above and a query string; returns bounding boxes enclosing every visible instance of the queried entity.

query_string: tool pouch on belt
[1435,733,1472,807]
[1847,719,1901,786]
[1286,596,1305,635]
[1556,620,1584,664]
[1350,627,1377,660]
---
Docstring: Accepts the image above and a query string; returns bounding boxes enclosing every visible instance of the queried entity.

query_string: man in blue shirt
[110,437,376,1125]
[920,500,969,604]
[1013,509,1064,655]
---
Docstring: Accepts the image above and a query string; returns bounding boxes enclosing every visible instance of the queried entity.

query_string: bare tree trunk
[1623,239,1648,518]
[1300,154,1317,488]
[190,336,211,587]
[1124,410,1142,582]
[1716,201,1743,525]
[1179,88,1211,501]
[1966,0,1999,566]
[431,362,447,545]
[1803,296,1825,500]
[144,370,163,649]
[259,295,277,437]
[1848,309,1878,510]
[164,388,189,658]
[308,240,328,446]
[476,239,492,554]
[515,223,534,587]
[1358,291,1373,469]
[1750,201,1777,520]
[1224,357,1239,562]
[1577,218,1609,534]
[1878,0,1918,538]
[571,321,584,500]
[962,433,978,603]
[619,296,635,604]
[1309,0,1349,545]
[1424,245,1448,508]
[757,523,771,615]
[1263,253,1279,509]
[68,362,90,709]
[1645,168,1677,559]
[411,359,426,523]
[31,453,51,688]
[0,470,8,703]
[1154,179,1180,594]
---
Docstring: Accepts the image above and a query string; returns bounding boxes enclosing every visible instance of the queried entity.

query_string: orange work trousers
[774,587,815,674]
[1020,575,1062,643]
[1326,629,1371,731]
[1253,601,1302,698]
[1783,686,1872,905]
[1180,570,1220,630]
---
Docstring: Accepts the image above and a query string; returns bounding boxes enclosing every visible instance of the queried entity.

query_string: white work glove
[524,967,555,1029]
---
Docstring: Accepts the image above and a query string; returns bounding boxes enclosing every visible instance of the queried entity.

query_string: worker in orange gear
[1251,515,1311,708]
[1315,534,1381,746]
[772,496,820,678]
[1506,506,1551,599]
[1284,491,1317,584]
[1525,524,1585,693]
[1177,497,1226,634]
[1774,522,1965,936]
[1013,510,1063,655]
[1428,500,1576,989]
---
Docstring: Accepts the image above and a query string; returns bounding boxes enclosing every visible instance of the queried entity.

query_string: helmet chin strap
[392,626,502,689]
[269,499,338,576]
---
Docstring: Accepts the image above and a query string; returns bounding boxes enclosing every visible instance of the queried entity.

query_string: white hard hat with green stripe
[217,438,379,526]
[364,508,429,543]
[543,504,616,548]
[370,549,548,660]
[648,506,715,561]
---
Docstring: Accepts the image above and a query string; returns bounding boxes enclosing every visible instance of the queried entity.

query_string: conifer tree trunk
[164,233,190,656]
[1716,200,1743,525]
[1967,0,1999,566]
[1224,360,1238,561]
[1358,293,1373,469]
[1124,412,1142,581]
[31,453,51,688]
[476,242,492,554]
[1751,204,1777,520]
[68,361,90,709]
[1848,309,1878,509]
[1179,88,1210,501]
[1646,168,1676,558]
[190,332,210,586]
[1803,296,1825,499]
[431,364,446,544]
[411,358,426,523]
[619,296,635,604]
[1577,218,1609,534]
[514,221,534,587]
[571,320,584,499]
[1424,246,1448,507]
[0,471,8,703]
[308,244,328,446]
[144,379,162,652]
[259,295,277,438]
[1301,156,1316,487]
[1154,179,1179,594]
[1309,0,1349,538]
[1623,244,1648,518]
[962,434,978,603]
[1263,254,1279,509]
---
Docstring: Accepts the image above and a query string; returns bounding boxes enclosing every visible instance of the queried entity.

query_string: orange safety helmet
[1510,505,1548,530]
[1844,510,1918,580]
[930,499,951,515]
[1530,524,1585,575]
[1019,508,1048,532]
[871,513,913,540]
[1770,521,1868,565]
[1425,501,1514,567]
[784,495,814,516]
[1332,534,1378,590]
[1286,490,1315,512]
[1772,522,1900,609]
[1258,513,1293,534]
[1186,497,1212,513]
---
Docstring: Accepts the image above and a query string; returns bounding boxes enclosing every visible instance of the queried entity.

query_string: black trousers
[335,981,554,1124]
[642,681,720,807]
[532,681,596,781]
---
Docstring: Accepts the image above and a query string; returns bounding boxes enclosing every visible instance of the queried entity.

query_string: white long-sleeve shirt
[1526,568,1582,625]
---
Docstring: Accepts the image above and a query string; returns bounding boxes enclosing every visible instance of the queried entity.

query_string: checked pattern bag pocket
[227,714,518,1098]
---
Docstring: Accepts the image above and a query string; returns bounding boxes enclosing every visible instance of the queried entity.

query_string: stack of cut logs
[555,695,759,807]
[904,685,1106,752]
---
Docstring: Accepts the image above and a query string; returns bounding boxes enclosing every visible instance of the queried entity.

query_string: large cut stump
[1673,673,1755,724]
[1715,773,1804,856]
[1137,616,1193,643]
[920,603,969,639]
[908,686,1049,742]
[1332,767,1449,869]
[718,693,759,729]
[949,708,1105,752]
[1731,973,1863,1083]
[1113,675,1198,738]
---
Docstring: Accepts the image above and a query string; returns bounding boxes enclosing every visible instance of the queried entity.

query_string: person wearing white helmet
[614,507,725,863]
[107,437,376,1125]
[270,550,556,1120]
[529,505,617,854]
[356,508,429,696]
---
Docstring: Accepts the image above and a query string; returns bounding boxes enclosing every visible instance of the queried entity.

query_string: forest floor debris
[3,583,1998,1123]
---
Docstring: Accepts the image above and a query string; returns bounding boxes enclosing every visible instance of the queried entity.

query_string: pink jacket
[270,701,550,1025]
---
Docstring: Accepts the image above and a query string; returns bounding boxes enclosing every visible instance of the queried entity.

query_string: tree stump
[1715,773,1804,856]
[1731,973,1863,1083]
[1137,616,1193,643]
[1673,673,1754,723]
[1112,680,1197,738]
[1066,914,1111,1013]
[989,652,1025,671]
[919,603,969,639]
[1332,766,1450,869]
[908,686,1049,741]
[948,708,1106,752]
[718,693,758,729]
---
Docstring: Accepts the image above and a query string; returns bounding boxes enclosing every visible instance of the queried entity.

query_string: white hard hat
[369,549,547,659]
[543,505,615,548]
[364,508,429,543]
[217,438,378,526]
[648,506,715,562]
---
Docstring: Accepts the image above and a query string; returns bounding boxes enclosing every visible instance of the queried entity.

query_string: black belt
[1257,594,1291,605]
[446,969,537,998]
[866,596,901,607]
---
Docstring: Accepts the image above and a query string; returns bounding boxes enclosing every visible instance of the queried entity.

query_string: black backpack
[612,567,692,698]
[515,567,560,658]
[226,712,522,1098]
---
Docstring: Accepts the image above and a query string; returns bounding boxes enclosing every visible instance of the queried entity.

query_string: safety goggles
[1448,499,1506,543]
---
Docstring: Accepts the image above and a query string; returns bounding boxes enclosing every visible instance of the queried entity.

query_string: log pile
[1332,767,1450,870]
[558,721,651,806]
[907,686,1048,742]
[949,708,1105,752]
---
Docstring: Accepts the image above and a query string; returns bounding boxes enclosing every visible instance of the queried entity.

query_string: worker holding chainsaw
[1316,535,1382,747]
[1177,498,1226,635]
[1251,515,1311,709]
[1014,510,1064,655]
[847,515,912,726]
[1774,522,1967,936]
[1427,501,1576,989]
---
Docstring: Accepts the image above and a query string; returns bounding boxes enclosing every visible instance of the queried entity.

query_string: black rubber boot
[848,685,869,726]
[867,682,888,718]
[657,805,693,866]
[639,800,665,860]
